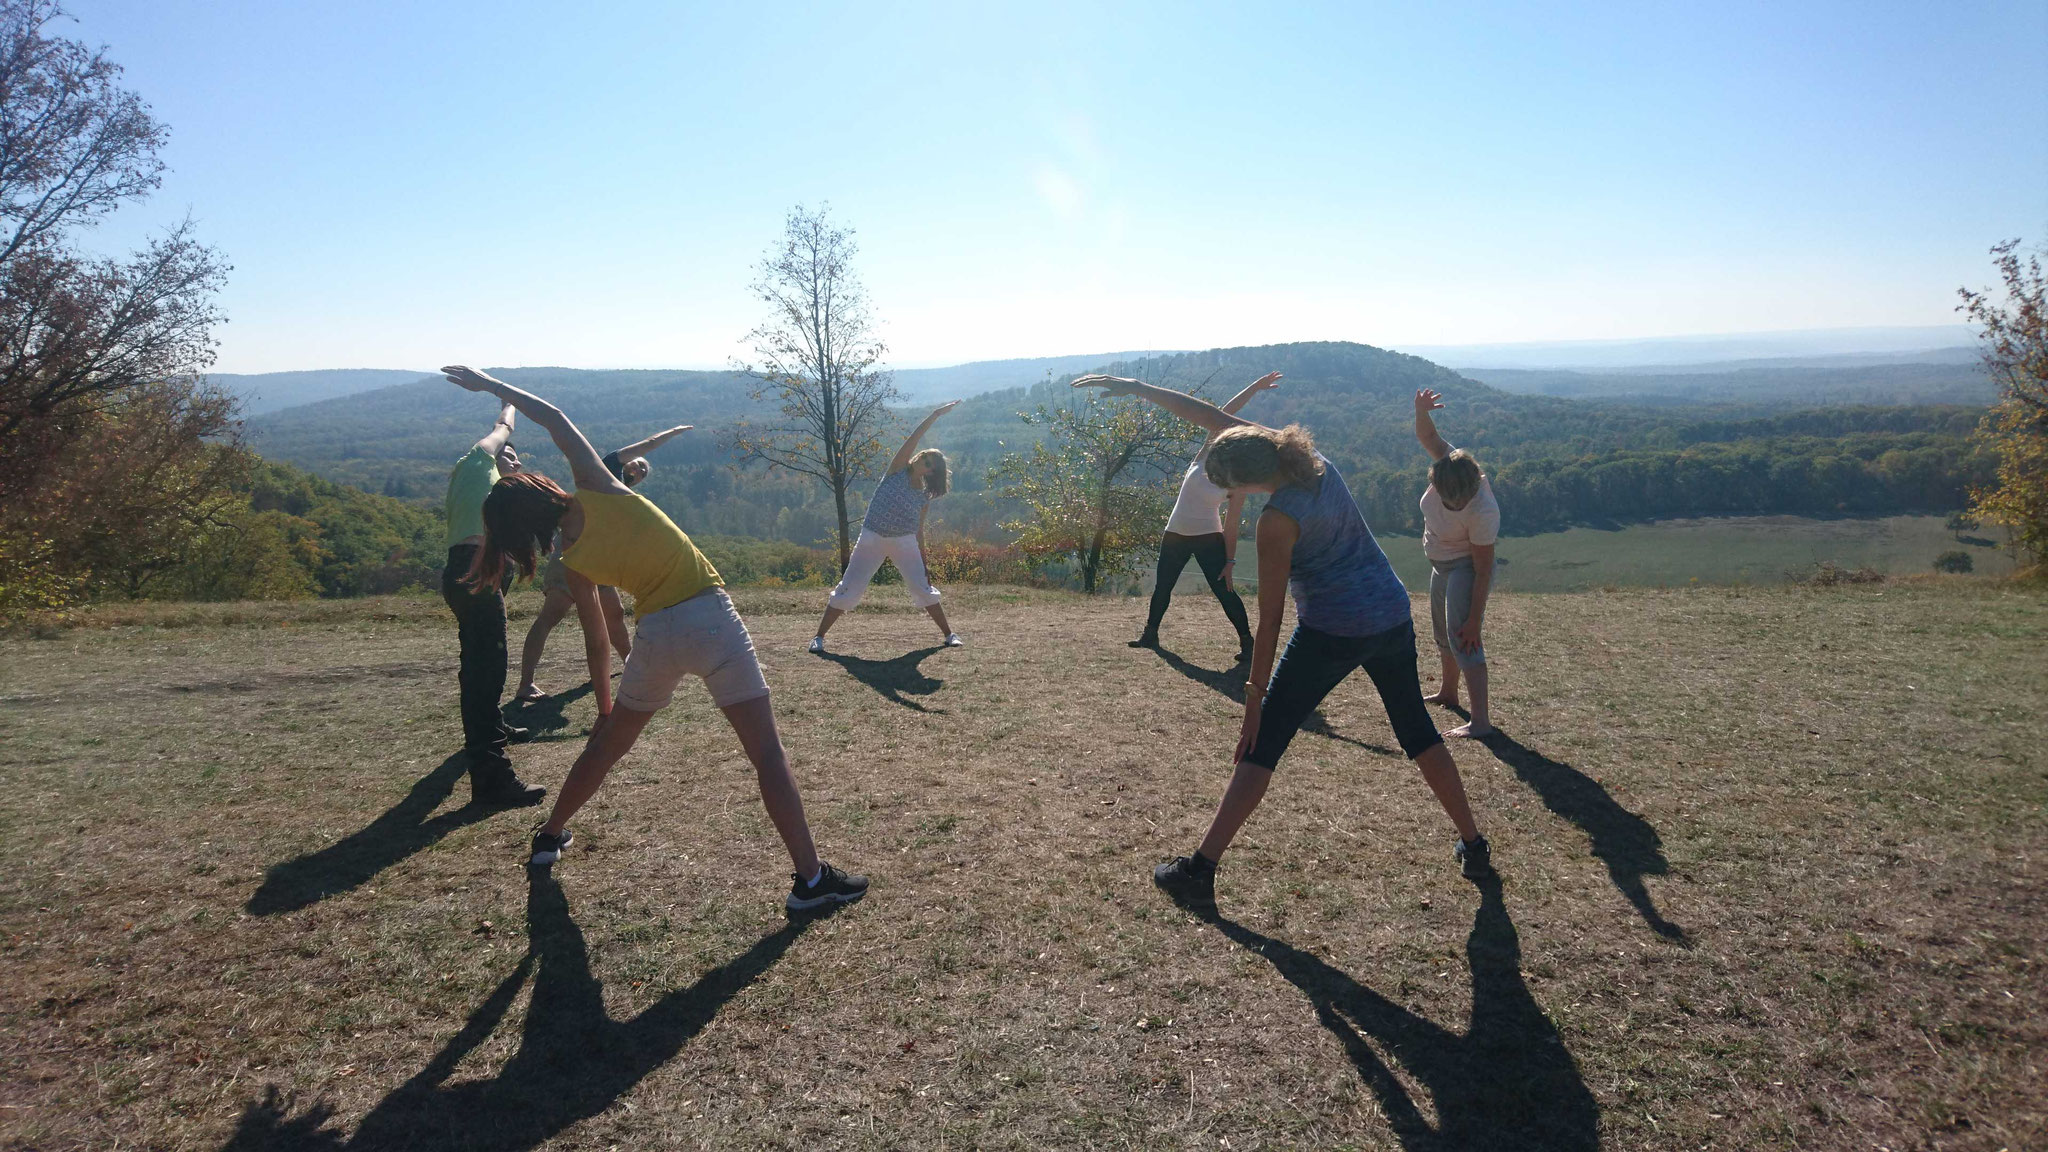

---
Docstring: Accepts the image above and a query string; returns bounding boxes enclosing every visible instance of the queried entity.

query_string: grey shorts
[616,588,771,712]
[1428,556,1487,669]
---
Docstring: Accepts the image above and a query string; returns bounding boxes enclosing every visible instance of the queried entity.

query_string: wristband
[1244,680,1265,699]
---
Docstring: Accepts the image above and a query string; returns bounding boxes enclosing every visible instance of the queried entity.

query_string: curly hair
[911,448,949,497]
[1430,449,1483,507]
[1204,424,1323,490]
[466,471,572,591]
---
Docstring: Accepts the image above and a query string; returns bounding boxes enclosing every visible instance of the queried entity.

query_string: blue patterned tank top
[862,468,931,537]
[1262,455,1411,638]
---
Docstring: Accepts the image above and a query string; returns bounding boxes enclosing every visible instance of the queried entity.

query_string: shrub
[1933,550,1974,574]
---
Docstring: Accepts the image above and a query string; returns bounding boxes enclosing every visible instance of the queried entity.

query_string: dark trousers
[1246,620,1444,768]
[1143,531,1253,645]
[441,545,513,763]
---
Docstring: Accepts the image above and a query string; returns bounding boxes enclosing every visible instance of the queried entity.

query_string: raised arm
[443,366,629,495]
[1219,372,1282,418]
[1070,375,1255,436]
[1414,389,1452,462]
[889,400,961,472]
[613,423,694,460]
[472,402,516,455]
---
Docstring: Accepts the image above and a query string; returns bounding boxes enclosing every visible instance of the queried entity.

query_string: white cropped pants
[827,529,941,610]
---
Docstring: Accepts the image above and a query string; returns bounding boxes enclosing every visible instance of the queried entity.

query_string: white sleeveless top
[1163,445,1230,536]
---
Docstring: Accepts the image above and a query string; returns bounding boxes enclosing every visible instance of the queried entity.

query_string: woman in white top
[1414,388,1501,737]
[1130,372,1281,661]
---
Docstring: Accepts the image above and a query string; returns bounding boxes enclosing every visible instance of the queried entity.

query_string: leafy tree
[1958,240,2048,565]
[730,205,899,569]
[990,384,1200,593]
[0,0,233,607]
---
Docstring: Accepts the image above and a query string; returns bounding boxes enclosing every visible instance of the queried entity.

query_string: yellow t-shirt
[559,489,721,615]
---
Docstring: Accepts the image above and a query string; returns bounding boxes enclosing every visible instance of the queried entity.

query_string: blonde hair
[1431,449,1482,507]
[1204,424,1323,490]
[910,448,949,497]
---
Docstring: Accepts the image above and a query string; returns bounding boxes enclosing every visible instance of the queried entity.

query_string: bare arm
[1414,389,1452,462]
[889,401,962,472]
[1071,375,1256,435]
[1219,372,1282,418]
[1222,492,1246,566]
[564,568,612,716]
[1234,508,1298,763]
[442,366,629,495]
[472,403,516,455]
[613,423,693,460]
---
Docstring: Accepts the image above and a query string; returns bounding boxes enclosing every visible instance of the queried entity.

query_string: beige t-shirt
[1421,475,1500,562]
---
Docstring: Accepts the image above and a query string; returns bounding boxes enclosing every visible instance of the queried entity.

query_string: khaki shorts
[615,587,770,712]
[542,555,571,597]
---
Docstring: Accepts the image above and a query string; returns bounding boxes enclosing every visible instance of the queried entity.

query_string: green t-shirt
[444,447,500,549]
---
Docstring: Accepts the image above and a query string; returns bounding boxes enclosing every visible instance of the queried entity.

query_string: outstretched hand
[1414,388,1445,415]
[1070,374,1142,397]
[443,365,501,393]
[933,400,962,417]
[1252,371,1283,391]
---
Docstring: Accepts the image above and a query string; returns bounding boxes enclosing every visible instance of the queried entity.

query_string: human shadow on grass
[1180,878,1599,1151]
[816,645,946,713]
[1478,729,1688,944]
[246,752,504,916]
[1148,645,1402,758]
[220,871,821,1151]
[505,680,597,741]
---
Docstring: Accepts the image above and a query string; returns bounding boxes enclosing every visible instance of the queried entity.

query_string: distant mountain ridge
[212,369,438,415]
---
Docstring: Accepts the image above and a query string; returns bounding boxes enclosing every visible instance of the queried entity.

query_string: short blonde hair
[911,448,949,497]
[1204,424,1323,490]
[1431,449,1482,506]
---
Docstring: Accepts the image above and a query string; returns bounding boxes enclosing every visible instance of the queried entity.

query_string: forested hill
[244,341,1994,544]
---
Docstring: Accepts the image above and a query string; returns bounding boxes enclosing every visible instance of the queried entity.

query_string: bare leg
[1425,650,1462,708]
[516,591,574,700]
[540,705,656,836]
[720,695,820,877]
[598,585,632,662]
[815,605,845,639]
[1196,762,1275,862]
[1414,742,1480,842]
[925,603,954,638]
[1446,662,1494,737]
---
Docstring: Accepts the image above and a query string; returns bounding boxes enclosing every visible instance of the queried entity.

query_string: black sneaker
[1456,835,1493,879]
[1153,852,1216,906]
[470,758,546,807]
[501,723,536,744]
[1234,646,1253,665]
[787,862,870,911]
[530,827,573,866]
[1128,634,1161,649]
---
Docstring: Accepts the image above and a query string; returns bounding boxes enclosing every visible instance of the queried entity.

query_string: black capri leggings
[1143,531,1253,643]
[1245,620,1444,768]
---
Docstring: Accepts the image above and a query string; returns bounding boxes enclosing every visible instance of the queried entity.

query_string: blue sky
[70,0,2048,373]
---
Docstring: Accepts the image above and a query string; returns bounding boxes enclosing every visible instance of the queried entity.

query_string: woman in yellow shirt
[446,365,868,911]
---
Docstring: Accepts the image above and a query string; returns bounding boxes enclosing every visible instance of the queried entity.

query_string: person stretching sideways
[441,400,545,806]
[810,400,964,653]
[513,422,693,703]
[444,366,868,911]
[1068,373,1493,905]
[1413,388,1500,738]
[1130,372,1282,662]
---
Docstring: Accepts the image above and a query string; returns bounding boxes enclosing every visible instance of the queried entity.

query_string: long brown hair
[465,472,571,591]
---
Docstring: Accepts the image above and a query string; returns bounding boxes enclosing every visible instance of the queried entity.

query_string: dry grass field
[1,582,2043,1150]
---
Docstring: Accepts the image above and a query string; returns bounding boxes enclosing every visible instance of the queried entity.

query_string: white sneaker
[944,633,964,648]
[808,636,825,653]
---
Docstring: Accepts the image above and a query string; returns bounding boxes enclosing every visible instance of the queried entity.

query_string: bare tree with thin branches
[731,205,899,570]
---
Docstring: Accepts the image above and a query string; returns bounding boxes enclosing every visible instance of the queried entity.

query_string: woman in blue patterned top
[1070,373,1492,905]
[810,400,964,652]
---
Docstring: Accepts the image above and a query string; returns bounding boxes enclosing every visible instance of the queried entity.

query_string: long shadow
[247,753,501,916]
[1187,879,1599,1151]
[1478,730,1688,944]
[506,680,596,741]
[220,871,819,1151]
[1149,645,1402,758]
[817,645,946,713]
